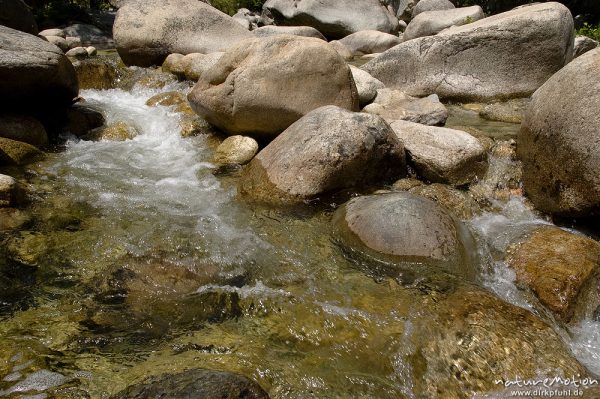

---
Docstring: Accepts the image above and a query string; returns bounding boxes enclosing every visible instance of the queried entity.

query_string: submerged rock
[213,136,259,166]
[83,121,138,141]
[240,106,405,204]
[506,226,600,322]
[333,191,476,279]
[363,89,448,126]
[399,182,482,220]
[0,25,78,109]
[113,0,252,66]
[65,104,106,137]
[363,3,574,102]
[390,120,487,186]
[479,98,529,124]
[403,6,485,41]
[518,47,600,217]
[0,137,44,166]
[145,91,187,107]
[110,369,268,399]
[263,0,399,40]
[338,30,402,55]
[72,57,121,90]
[0,114,48,147]
[405,284,587,398]
[188,35,359,140]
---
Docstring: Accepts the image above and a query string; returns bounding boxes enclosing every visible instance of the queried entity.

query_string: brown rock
[506,226,600,322]
[0,137,44,165]
[0,114,48,147]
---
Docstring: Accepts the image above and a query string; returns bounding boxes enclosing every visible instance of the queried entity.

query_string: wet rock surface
[506,226,600,322]
[110,369,269,399]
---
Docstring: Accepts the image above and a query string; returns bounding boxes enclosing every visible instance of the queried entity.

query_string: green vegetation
[577,22,600,41]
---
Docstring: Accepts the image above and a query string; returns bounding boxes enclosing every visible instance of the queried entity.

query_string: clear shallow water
[0,85,599,398]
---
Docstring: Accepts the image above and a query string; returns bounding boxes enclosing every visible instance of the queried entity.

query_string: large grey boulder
[332,192,474,277]
[338,30,402,55]
[188,35,359,139]
[0,25,79,109]
[253,26,326,40]
[403,6,485,41]
[363,3,574,102]
[518,48,600,217]
[349,66,385,107]
[363,89,448,126]
[262,0,399,40]
[412,0,454,18]
[390,120,487,186]
[240,106,405,204]
[0,0,38,35]
[113,0,253,66]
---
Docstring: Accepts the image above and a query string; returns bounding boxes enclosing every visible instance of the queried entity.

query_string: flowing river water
[1,76,599,398]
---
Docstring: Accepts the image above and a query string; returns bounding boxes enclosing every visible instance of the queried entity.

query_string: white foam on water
[195,281,291,299]
[568,320,600,376]
[41,87,268,267]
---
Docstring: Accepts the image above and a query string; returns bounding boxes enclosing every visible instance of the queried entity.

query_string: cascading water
[1,81,599,398]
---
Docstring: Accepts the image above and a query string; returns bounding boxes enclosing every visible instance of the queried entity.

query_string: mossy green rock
[0,137,44,166]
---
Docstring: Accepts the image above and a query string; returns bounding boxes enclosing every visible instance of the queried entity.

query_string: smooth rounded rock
[363,3,574,102]
[349,66,385,107]
[263,0,399,39]
[506,226,600,322]
[213,135,259,165]
[0,114,48,147]
[65,47,89,59]
[363,89,448,126]
[0,137,44,166]
[518,47,600,217]
[403,6,485,41]
[188,35,359,139]
[411,0,454,18]
[240,106,405,204]
[333,191,474,276]
[0,25,79,109]
[390,120,487,186]
[253,26,326,40]
[113,0,252,66]
[338,30,402,55]
[45,35,69,52]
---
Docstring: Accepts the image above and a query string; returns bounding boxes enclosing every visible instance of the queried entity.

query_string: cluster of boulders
[38,27,97,59]
[3,0,600,396]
